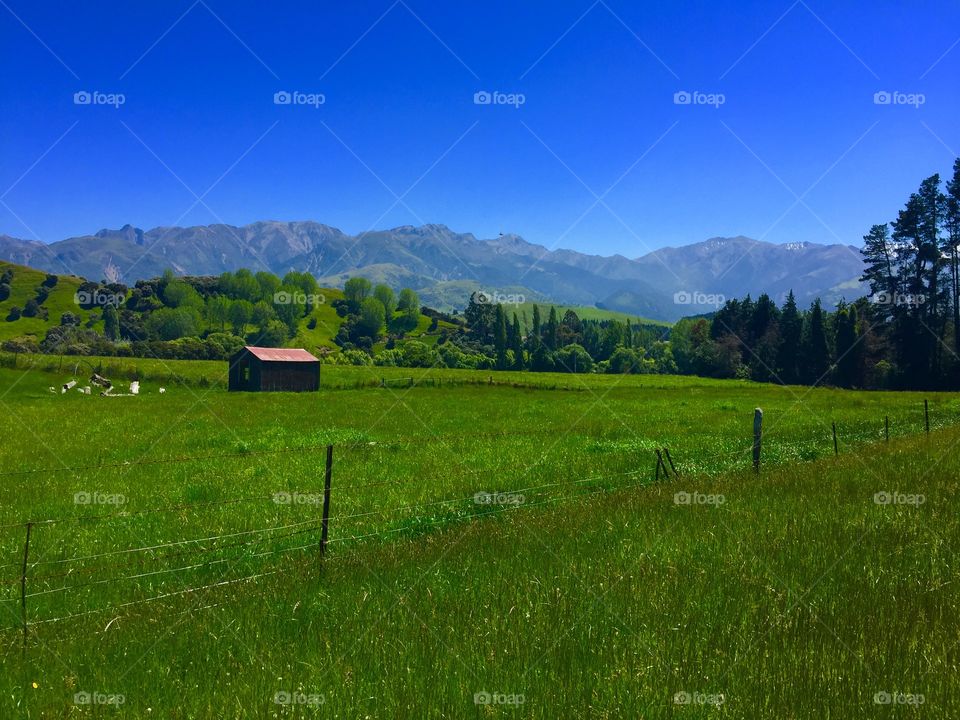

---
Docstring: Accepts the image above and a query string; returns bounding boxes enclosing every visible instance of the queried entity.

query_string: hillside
[0,222,868,321]
[0,261,102,343]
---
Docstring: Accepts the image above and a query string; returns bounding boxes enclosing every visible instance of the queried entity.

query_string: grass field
[0,362,956,717]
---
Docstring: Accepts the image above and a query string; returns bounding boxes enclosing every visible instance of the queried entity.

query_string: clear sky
[2,0,958,258]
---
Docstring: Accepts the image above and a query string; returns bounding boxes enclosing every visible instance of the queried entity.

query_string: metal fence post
[321,445,333,557]
[20,522,32,647]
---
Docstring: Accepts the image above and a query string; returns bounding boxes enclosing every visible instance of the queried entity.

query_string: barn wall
[258,361,319,392]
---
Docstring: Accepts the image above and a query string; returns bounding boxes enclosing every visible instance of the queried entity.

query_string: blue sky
[2,0,958,258]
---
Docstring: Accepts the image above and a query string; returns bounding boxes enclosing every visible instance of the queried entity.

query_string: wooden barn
[228,346,320,392]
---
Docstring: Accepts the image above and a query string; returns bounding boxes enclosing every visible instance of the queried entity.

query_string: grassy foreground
[0,423,957,717]
[0,364,956,717]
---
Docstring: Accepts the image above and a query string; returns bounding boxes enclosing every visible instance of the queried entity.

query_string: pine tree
[945,159,960,354]
[801,299,831,384]
[860,224,899,320]
[777,291,802,384]
[834,303,861,387]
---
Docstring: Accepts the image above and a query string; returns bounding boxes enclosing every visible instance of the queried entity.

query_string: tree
[374,284,396,322]
[357,297,386,340]
[861,224,899,319]
[554,344,593,373]
[544,306,559,351]
[228,299,254,336]
[102,304,120,341]
[834,303,862,387]
[22,299,39,318]
[344,277,372,308]
[396,288,420,331]
[510,314,525,370]
[147,307,200,341]
[207,295,231,332]
[257,320,289,347]
[493,304,508,369]
[530,304,542,348]
[801,299,830,384]
[945,159,960,354]
[777,291,802,384]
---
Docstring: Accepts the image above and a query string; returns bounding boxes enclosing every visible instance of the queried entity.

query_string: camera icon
[273,290,292,304]
[74,692,91,705]
[73,91,92,105]
[673,91,692,105]
[273,91,292,105]
[272,492,292,505]
[473,91,492,105]
[74,491,91,505]
[673,691,691,705]
[74,291,92,305]
[873,491,891,505]
[673,291,692,305]
[873,91,892,105]
[673,492,691,505]
[473,291,491,304]
[273,691,291,705]
[874,691,892,705]
[474,691,492,705]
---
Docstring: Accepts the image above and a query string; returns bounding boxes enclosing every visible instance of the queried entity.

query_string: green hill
[0,261,102,343]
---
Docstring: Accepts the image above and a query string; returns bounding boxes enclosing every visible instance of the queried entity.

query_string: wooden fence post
[925,399,930,434]
[20,522,31,647]
[321,446,333,557]
[655,449,666,482]
[832,422,839,456]
[753,408,762,473]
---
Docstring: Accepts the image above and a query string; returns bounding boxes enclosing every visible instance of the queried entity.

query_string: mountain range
[0,221,866,321]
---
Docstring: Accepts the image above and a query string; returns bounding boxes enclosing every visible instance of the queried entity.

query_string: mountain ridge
[0,221,866,321]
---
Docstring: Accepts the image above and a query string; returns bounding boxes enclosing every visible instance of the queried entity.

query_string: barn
[228,346,320,392]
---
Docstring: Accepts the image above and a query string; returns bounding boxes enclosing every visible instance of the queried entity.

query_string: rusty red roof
[244,346,318,362]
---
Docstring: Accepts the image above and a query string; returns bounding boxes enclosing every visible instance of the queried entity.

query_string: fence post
[20,522,31,647]
[832,422,839,456]
[753,408,762,473]
[885,415,889,442]
[321,445,333,557]
[655,449,665,482]
[925,399,930,434]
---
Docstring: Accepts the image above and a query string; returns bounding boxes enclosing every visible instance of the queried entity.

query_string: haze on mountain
[0,221,866,321]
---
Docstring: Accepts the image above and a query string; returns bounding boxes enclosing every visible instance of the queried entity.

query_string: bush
[0,283,9,302]
[6,306,21,321]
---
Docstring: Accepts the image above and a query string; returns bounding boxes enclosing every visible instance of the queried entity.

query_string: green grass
[0,363,956,717]
[511,300,670,331]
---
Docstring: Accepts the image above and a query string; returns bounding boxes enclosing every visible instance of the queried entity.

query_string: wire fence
[0,400,950,641]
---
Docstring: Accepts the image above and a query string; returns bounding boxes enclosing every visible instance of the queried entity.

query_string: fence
[0,400,946,645]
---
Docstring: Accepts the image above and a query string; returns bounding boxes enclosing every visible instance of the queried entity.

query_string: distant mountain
[0,222,866,321]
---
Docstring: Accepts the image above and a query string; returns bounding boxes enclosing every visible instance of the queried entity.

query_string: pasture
[0,360,956,717]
